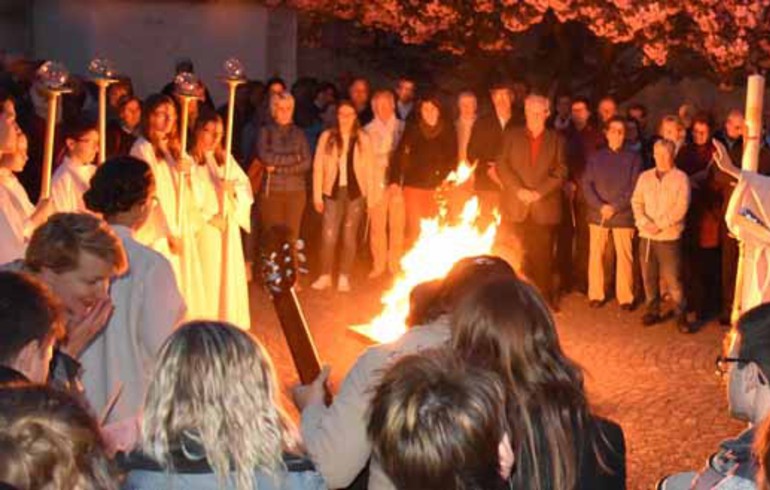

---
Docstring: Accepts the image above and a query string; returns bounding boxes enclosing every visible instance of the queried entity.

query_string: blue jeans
[639,238,685,315]
[320,189,364,275]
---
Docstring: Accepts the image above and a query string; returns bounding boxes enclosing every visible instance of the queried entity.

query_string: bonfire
[351,161,499,343]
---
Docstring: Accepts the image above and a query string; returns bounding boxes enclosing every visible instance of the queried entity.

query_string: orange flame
[350,161,497,344]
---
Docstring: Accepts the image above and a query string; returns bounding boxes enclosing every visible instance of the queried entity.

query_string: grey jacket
[257,124,312,194]
[120,451,326,490]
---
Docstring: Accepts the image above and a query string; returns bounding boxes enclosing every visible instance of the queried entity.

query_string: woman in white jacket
[81,155,186,426]
[190,109,253,330]
[311,100,373,292]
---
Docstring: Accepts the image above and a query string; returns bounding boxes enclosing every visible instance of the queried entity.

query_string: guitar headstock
[260,226,306,295]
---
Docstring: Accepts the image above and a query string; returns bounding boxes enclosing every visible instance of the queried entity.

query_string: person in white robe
[130,94,212,319]
[80,156,186,425]
[50,120,99,213]
[0,132,52,263]
[191,111,253,329]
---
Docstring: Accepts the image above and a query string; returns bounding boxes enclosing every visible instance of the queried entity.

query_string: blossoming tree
[275,0,770,80]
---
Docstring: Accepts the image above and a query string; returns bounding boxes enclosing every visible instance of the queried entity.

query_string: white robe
[50,156,96,213]
[130,138,213,319]
[0,169,35,264]
[195,152,253,330]
[80,225,186,425]
[726,171,770,313]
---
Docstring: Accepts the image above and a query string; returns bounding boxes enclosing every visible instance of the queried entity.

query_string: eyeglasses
[715,355,752,377]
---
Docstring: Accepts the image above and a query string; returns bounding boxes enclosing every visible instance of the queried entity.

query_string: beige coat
[312,129,374,207]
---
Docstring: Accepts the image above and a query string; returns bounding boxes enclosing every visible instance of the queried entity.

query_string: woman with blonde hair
[0,384,117,490]
[120,321,326,490]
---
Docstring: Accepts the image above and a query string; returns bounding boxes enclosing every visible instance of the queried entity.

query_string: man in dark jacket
[559,97,604,295]
[0,271,63,385]
[581,116,641,309]
[467,82,518,228]
[497,94,567,307]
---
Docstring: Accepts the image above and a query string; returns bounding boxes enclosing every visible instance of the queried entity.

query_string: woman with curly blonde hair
[120,321,326,490]
[0,384,117,490]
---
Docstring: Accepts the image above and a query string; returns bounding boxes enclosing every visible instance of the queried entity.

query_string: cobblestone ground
[249,276,744,490]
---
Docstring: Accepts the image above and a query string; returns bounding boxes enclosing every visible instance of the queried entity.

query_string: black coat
[390,121,457,189]
[467,114,518,191]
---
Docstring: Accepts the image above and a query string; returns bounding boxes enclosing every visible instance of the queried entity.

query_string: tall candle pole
[176,94,194,229]
[218,57,246,321]
[174,71,201,230]
[731,74,766,324]
[37,61,71,201]
[89,58,118,165]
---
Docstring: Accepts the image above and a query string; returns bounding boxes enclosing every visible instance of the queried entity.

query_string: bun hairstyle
[84,156,154,218]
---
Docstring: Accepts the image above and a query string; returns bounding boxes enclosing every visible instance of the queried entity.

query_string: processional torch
[217,57,247,320]
[173,71,202,230]
[38,61,71,201]
[88,57,119,165]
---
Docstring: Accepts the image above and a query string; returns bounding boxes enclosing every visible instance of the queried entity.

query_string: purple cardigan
[581,148,641,228]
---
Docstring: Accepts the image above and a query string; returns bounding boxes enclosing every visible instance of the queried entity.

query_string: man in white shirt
[365,90,405,277]
[631,139,691,332]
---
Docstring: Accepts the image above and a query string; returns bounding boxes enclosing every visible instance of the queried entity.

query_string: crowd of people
[2,53,770,489]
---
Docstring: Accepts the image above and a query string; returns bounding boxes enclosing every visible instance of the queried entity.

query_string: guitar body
[260,226,322,385]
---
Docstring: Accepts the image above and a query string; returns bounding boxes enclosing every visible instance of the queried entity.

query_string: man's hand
[643,222,661,235]
[292,366,331,411]
[314,200,324,214]
[517,189,534,204]
[61,298,114,358]
[600,204,615,221]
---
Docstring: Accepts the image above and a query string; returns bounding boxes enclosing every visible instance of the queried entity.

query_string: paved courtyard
[249,276,744,490]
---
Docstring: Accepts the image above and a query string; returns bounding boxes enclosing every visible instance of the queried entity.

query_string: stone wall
[27,0,296,105]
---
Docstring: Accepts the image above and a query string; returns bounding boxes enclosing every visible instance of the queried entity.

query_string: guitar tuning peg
[297,252,307,264]
[295,240,305,251]
[281,242,291,251]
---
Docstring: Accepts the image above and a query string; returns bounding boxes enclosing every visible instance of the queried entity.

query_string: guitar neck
[271,288,322,384]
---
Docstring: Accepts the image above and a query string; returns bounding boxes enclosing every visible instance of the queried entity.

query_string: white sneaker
[337,274,351,292]
[311,274,332,290]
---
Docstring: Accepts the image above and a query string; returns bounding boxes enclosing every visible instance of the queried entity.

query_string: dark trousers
[319,189,365,276]
[260,190,307,243]
[686,246,721,320]
[503,218,556,302]
[557,192,589,293]
[639,238,685,315]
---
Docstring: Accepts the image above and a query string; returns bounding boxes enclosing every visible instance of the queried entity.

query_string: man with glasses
[661,302,770,489]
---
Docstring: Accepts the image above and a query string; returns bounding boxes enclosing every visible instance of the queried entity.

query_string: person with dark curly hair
[81,155,186,427]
